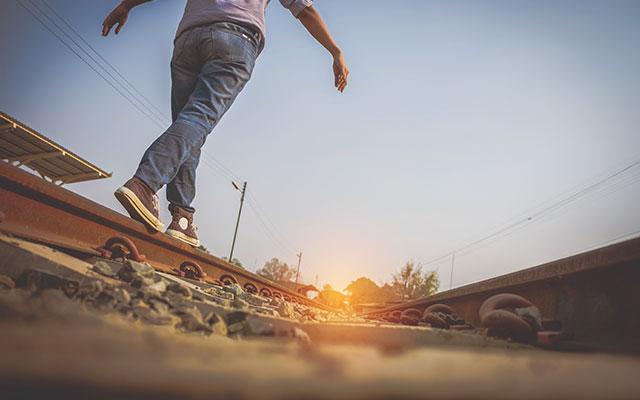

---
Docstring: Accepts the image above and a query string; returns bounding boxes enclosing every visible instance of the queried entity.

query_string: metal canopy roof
[0,112,111,185]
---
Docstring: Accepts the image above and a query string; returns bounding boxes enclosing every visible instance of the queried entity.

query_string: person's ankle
[132,176,155,194]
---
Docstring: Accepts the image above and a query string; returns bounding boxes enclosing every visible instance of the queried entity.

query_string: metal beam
[7,151,62,164]
[55,171,106,184]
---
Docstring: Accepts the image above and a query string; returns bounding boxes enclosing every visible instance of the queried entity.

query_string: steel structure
[0,113,111,184]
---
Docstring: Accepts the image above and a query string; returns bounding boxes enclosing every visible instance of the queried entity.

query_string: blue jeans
[135,22,258,212]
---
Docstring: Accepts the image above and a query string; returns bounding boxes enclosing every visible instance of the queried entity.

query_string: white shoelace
[151,195,159,214]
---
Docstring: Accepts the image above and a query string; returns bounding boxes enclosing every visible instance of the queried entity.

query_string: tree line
[255,258,439,308]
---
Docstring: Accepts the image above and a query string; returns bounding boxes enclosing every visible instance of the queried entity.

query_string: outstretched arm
[102,0,153,36]
[297,6,349,92]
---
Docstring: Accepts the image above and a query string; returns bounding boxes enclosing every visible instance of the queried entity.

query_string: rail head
[362,235,640,317]
[0,162,337,312]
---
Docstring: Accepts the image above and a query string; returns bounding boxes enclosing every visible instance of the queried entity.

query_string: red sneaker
[166,205,199,247]
[114,177,164,231]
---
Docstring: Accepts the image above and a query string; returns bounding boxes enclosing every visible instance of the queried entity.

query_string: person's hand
[332,51,349,92]
[102,3,130,36]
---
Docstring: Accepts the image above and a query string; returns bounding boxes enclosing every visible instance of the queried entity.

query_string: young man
[102,0,348,246]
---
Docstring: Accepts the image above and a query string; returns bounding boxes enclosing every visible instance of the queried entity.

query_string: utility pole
[229,181,247,262]
[449,253,456,289]
[294,252,303,285]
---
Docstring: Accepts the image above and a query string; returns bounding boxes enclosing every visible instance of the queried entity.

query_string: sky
[1,0,639,292]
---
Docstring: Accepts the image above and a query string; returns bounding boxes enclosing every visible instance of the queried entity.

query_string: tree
[317,284,346,308]
[392,261,439,300]
[256,258,295,282]
[378,283,399,303]
[344,277,382,306]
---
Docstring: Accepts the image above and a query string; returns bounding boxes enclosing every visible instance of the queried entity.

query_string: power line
[15,0,167,131]
[449,228,640,291]
[27,0,167,128]
[247,202,295,255]
[420,157,640,268]
[578,229,640,253]
[452,167,640,260]
[246,200,297,256]
[245,190,299,256]
[427,155,640,267]
[246,190,296,248]
[39,0,169,124]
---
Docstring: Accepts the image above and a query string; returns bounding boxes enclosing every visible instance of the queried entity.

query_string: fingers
[338,79,346,92]
[115,15,128,34]
[336,68,349,92]
[102,20,112,36]
[102,19,125,36]
[101,8,127,36]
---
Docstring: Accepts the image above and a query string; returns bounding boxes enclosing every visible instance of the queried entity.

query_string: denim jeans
[135,22,258,212]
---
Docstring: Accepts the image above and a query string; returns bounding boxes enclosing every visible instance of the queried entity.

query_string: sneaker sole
[114,186,164,232]
[166,229,200,247]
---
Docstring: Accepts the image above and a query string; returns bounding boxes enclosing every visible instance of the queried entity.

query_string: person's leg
[135,23,257,211]
[165,50,200,213]
[114,28,201,231]
[166,146,200,212]
[116,24,256,233]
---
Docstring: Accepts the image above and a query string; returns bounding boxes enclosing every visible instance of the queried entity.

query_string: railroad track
[362,235,640,351]
[0,162,332,310]
[2,160,639,351]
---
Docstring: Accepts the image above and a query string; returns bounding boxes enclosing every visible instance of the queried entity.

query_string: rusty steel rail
[363,236,640,351]
[0,162,333,310]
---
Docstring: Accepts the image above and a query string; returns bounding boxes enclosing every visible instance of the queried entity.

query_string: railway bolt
[421,304,463,329]
[400,308,422,325]
[479,293,539,343]
[424,304,455,315]
[387,310,402,324]
[422,312,449,329]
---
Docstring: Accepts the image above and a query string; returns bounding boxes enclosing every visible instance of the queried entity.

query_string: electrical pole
[449,253,456,289]
[229,181,247,262]
[294,252,303,285]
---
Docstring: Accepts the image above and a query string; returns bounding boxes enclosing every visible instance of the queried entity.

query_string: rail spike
[97,236,146,262]
[479,293,541,343]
